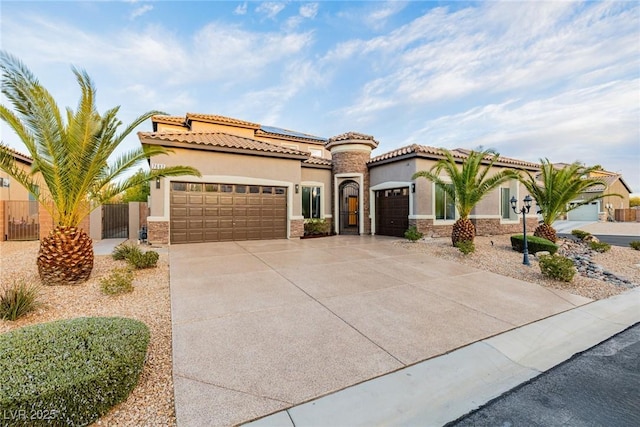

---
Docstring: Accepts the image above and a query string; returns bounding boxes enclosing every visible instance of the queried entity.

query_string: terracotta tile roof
[303,156,332,167]
[257,126,328,143]
[138,131,310,159]
[152,115,186,125]
[326,132,379,150]
[582,175,619,193]
[369,144,540,169]
[1,145,33,164]
[185,113,260,129]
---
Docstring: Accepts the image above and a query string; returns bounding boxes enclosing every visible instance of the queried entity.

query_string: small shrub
[589,241,611,253]
[510,235,559,255]
[630,241,640,251]
[571,229,591,240]
[539,254,576,282]
[112,243,142,261]
[127,250,159,269]
[404,226,423,242]
[100,267,134,295]
[0,317,149,427]
[0,280,41,321]
[304,218,330,236]
[455,240,475,255]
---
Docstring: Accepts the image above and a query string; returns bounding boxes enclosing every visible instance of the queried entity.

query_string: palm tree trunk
[37,226,94,285]
[452,217,476,245]
[533,223,557,243]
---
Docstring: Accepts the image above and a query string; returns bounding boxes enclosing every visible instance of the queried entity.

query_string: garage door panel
[171,182,287,244]
[172,194,187,204]
[171,207,187,217]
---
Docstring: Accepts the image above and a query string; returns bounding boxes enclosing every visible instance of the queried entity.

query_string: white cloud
[299,3,319,19]
[130,4,153,20]
[234,2,248,15]
[365,1,408,30]
[256,2,286,19]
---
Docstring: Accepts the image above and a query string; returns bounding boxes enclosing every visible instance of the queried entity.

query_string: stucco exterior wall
[149,147,303,220]
[603,180,630,209]
[0,163,32,202]
[190,121,255,138]
[156,123,188,132]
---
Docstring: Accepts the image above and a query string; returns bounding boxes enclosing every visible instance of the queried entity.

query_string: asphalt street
[558,233,638,248]
[448,323,640,427]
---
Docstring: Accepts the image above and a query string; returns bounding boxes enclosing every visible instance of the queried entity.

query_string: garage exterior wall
[147,148,305,243]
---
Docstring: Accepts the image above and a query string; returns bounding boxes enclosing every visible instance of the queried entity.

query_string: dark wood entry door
[375,187,409,237]
[170,182,287,244]
[339,181,359,235]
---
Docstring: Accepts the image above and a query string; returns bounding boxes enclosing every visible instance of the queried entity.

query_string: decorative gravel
[397,235,640,300]
[0,241,176,427]
[1,236,638,425]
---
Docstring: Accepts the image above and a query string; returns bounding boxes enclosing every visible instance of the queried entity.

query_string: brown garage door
[170,182,287,244]
[375,187,409,237]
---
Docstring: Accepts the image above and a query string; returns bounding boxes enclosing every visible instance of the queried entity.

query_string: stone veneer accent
[327,132,379,236]
[332,151,373,234]
[290,219,305,238]
[409,217,539,238]
[148,221,169,245]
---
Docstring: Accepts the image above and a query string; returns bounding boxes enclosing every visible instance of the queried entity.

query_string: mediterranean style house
[138,113,541,245]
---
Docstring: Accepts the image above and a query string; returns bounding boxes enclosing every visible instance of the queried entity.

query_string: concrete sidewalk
[167,236,620,426]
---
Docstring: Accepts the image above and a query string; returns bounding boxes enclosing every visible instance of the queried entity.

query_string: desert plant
[404,226,424,242]
[0,52,200,285]
[127,250,159,269]
[100,267,134,295]
[538,254,576,282]
[571,229,591,240]
[455,240,475,255]
[112,243,143,261]
[0,317,149,426]
[304,218,330,236]
[630,241,640,251]
[519,159,618,243]
[589,241,611,253]
[510,235,559,255]
[413,149,520,245]
[0,280,41,321]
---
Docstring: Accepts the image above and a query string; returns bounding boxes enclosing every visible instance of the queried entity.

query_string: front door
[339,181,359,234]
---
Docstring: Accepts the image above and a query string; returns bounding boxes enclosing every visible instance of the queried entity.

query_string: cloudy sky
[1,1,639,192]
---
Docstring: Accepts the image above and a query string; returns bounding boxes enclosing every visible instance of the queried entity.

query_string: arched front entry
[339,180,359,235]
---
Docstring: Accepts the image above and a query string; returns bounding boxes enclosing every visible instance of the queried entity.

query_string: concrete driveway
[169,236,592,426]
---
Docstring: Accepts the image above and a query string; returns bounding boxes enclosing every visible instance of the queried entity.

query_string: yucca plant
[0,51,200,285]
[519,159,615,243]
[413,149,520,245]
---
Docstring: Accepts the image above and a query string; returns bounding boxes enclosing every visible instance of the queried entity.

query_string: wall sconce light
[411,183,416,193]
[295,184,300,193]
[156,177,160,189]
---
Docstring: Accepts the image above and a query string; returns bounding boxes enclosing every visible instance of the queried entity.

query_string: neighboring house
[558,166,632,221]
[0,148,43,240]
[138,113,540,245]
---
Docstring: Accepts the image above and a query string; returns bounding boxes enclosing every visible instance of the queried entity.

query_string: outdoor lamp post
[511,195,533,266]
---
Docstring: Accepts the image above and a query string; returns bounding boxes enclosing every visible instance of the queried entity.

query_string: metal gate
[339,180,359,235]
[102,204,129,239]
[5,201,39,241]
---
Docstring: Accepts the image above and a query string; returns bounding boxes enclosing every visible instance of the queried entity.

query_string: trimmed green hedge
[0,317,149,426]
[510,234,559,255]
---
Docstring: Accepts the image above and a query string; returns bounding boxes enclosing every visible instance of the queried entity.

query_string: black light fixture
[411,183,416,193]
[511,195,533,266]
[295,184,300,194]
[156,177,160,189]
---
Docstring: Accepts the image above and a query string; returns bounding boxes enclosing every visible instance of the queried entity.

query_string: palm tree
[0,52,200,285]
[413,149,520,245]
[520,159,613,243]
